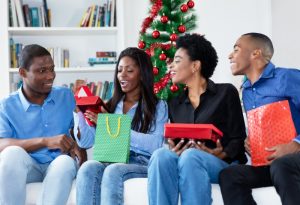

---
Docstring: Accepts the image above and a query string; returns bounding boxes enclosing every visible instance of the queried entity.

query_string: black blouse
[168,80,247,164]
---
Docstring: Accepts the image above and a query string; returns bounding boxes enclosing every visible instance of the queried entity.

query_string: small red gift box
[75,86,107,126]
[164,123,223,142]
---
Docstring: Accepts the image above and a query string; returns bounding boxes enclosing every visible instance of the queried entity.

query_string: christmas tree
[138,0,196,100]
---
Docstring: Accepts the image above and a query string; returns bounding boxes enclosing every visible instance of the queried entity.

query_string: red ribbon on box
[247,100,297,166]
[164,123,223,142]
[75,86,108,126]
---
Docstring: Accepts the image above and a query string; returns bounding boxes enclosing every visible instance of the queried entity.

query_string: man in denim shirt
[219,33,300,205]
[0,44,86,205]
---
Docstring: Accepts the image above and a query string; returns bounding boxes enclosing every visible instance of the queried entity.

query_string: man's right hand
[244,137,251,156]
[44,134,75,153]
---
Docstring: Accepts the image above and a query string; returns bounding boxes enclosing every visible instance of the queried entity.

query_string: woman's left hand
[84,110,98,125]
[194,140,227,159]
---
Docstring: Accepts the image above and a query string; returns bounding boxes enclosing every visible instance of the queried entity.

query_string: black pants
[219,153,300,205]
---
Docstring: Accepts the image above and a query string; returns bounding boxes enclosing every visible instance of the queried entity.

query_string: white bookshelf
[8,27,118,36]
[0,0,125,98]
[9,65,116,73]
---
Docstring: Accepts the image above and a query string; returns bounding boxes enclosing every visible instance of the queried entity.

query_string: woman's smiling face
[117,56,141,95]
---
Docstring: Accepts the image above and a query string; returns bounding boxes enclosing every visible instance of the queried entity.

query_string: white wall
[271,0,300,68]
[123,0,272,88]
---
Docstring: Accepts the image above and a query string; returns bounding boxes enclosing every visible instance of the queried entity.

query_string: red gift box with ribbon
[75,86,108,126]
[164,123,223,142]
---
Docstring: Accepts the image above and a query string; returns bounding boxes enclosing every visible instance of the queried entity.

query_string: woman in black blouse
[148,33,247,205]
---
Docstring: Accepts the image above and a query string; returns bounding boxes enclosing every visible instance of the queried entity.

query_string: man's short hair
[19,44,51,70]
[242,33,274,61]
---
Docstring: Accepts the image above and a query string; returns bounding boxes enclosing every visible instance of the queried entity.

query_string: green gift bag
[93,114,132,163]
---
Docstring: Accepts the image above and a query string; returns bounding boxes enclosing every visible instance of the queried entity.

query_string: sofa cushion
[123,178,281,205]
[26,178,281,205]
[26,182,76,205]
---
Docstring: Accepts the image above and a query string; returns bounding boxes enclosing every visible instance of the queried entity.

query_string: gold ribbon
[106,116,121,138]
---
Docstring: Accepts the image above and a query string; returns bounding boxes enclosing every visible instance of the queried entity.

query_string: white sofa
[26,178,281,205]
[24,149,282,205]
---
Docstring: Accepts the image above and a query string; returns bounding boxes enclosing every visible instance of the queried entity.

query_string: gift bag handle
[106,116,121,138]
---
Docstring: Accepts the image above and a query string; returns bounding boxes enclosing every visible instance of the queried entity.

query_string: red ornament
[154,87,160,94]
[160,15,169,23]
[145,49,151,56]
[162,78,169,86]
[159,53,167,61]
[138,41,145,49]
[151,5,159,14]
[180,4,189,12]
[170,84,179,92]
[187,0,195,8]
[153,67,159,75]
[178,25,186,33]
[170,33,177,41]
[152,30,160,39]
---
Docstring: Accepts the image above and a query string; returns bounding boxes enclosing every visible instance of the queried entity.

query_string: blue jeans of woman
[76,151,150,205]
[148,148,230,205]
[0,146,77,205]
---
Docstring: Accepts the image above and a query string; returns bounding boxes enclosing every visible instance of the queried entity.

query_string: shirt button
[45,124,48,127]
[252,105,256,109]
[252,88,256,91]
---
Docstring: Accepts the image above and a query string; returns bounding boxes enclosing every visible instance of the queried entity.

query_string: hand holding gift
[168,138,193,156]
[74,86,109,126]
[194,139,227,159]
[164,123,223,142]
[247,100,297,166]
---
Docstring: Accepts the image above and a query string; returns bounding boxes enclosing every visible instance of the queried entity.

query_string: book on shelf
[63,50,70,68]
[10,39,23,68]
[10,41,70,68]
[79,6,92,27]
[13,0,25,27]
[110,0,116,27]
[68,80,113,102]
[9,0,50,27]
[47,47,70,68]
[22,4,31,27]
[42,0,50,27]
[88,57,117,66]
[88,5,95,27]
[9,0,19,27]
[10,75,22,92]
[96,51,117,58]
[88,51,117,66]
[30,7,40,27]
[79,0,117,27]
[101,81,109,100]
[105,81,114,100]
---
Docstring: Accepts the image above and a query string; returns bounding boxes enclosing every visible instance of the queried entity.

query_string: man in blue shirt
[219,33,300,205]
[0,44,86,205]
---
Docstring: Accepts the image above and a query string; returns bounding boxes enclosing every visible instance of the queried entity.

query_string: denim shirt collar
[116,95,138,114]
[242,62,275,89]
[18,86,55,111]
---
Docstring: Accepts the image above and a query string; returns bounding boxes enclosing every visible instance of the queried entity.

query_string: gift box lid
[75,85,93,98]
[164,123,223,141]
[76,96,102,106]
[75,86,104,106]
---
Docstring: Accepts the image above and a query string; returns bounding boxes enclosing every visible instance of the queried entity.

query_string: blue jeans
[0,146,77,205]
[148,148,230,205]
[76,151,150,205]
